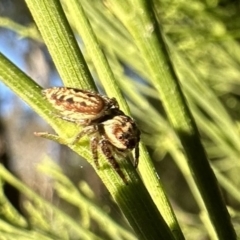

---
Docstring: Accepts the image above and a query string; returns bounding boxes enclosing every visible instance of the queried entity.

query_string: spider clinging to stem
[40,87,141,184]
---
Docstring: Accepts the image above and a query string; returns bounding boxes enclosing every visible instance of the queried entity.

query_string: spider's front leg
[51,112,77,123]
[90,136,100,168]
[71,125,98,145]
[52,111,93,126]
[99,139,128,185]
[133,142,140,168]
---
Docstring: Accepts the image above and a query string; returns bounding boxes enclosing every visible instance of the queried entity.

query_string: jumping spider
[42,87,140,184]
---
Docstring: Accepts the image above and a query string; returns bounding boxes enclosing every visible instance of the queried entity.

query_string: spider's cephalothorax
[101,115,140,167]
[42,87,140,184]
[74,114,140,184]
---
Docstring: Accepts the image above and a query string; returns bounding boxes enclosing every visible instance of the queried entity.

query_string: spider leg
[90,136,99,168]
[71,125,98,144]
[99,139,128,184]
[133,143,140,168]
[52,112,91,125]
[51,112,77,123]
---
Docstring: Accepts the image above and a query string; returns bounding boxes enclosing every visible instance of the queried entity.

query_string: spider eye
[118,135,124,140]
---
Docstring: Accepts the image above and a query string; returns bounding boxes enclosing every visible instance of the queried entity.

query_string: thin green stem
[65,0,180,237]
[62,1,179,239]
[63,0,129,113]
[0,1,176,239]
[107,0,236,239]
[0,52,75,137]
[0,165,101,240]
[25,0,95,89]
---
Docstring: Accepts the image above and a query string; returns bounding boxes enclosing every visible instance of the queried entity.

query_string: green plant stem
[38,159,135,240]
[25,0,95,90]
[36,131,175,240]
[0,52,74,137]
[0,165,101,240]
[0,17,40,39]
[0,179,27,228]
[107,1,236,239]
[63,1,181,238]
[0,1,175,239]
[63,0,129,113]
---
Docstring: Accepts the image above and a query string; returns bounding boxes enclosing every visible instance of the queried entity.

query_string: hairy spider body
[74,115,140,184]
[100,115,140,166]
[42,87,119,125]
[42,87,140,184]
